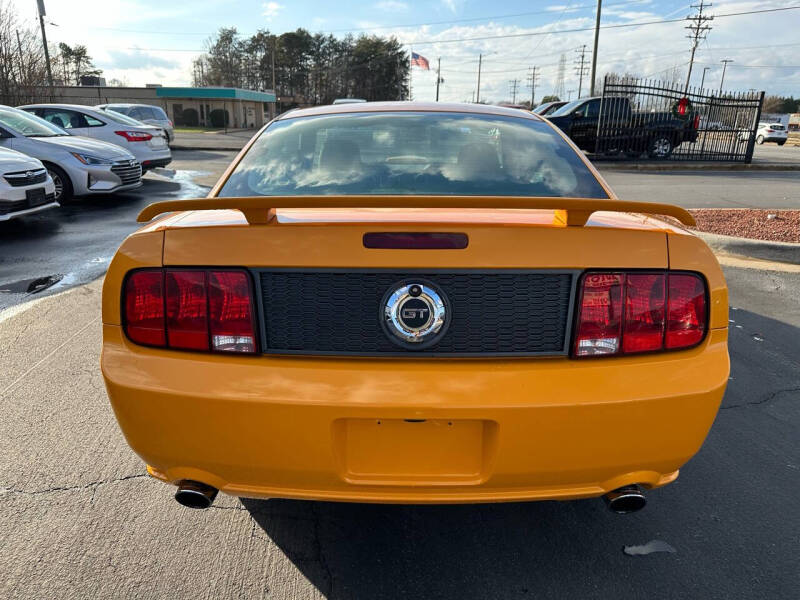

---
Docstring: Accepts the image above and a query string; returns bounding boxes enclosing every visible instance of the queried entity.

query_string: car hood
[33,135,135,160]
[0,147,43,172]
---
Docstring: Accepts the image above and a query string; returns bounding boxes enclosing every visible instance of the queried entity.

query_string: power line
[405,5,800,46]
[91,0,657,36]
[105,6,800,54]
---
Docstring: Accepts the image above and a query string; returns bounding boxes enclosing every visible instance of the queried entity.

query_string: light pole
[719,59,733,93]
[700,66,710,90]
[476,54,482,103]
[36,0,54,98]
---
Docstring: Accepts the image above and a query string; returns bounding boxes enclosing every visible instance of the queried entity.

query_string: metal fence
[597,75,764,162]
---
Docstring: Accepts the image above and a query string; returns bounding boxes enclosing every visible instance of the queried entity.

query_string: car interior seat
[319,138,363,172]
[455,142,503,180]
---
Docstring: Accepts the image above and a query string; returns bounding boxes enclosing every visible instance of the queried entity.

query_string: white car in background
[0,105,142,203]
[20,104,171,172]
[738,122,788,146]
[0,146,57,221]
[96,103,174,142]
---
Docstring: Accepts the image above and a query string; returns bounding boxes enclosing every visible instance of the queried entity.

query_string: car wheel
[648,136,673,159]
[45,164,73,204]
[777,141,786,146]
[756,135,764,145]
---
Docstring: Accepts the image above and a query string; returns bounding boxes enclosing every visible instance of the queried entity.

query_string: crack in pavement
[0,473,148,498]
[720,386,800,410]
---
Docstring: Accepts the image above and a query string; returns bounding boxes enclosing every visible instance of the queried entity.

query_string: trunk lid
[160,208,670,270]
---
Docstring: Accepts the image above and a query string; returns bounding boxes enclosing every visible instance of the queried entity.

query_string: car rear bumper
[102,325,729,504]
[141,157,172,170]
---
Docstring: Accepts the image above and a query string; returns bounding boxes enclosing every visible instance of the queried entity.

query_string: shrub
[208,108,229,128]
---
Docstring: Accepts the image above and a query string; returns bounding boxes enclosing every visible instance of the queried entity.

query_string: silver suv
[96,103,174,142]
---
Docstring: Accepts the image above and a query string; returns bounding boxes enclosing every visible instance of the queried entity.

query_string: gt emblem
[381,281,448,348]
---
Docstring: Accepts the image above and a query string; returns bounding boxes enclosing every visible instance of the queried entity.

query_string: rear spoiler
[136,196,695,227]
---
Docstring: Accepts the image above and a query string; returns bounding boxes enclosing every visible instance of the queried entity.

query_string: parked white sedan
[20,104,171,171]
[0,146,57,221]
[0,105,142,203]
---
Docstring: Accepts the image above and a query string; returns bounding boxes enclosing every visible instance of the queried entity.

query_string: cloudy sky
[12,0,800,102]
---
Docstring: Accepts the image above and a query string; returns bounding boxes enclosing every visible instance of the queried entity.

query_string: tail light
[574,271,707,357]
[123,268,257,354]
[115,130,153,142]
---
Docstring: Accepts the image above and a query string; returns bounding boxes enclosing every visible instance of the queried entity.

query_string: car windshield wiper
[27,133,66,137]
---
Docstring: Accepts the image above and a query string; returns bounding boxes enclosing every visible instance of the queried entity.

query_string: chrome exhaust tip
[174,480,218,509]
[603,485,646,514]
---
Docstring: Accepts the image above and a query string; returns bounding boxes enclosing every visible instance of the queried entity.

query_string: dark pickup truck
[546,96,699,159]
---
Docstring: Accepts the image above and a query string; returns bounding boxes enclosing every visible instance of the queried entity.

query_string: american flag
[411,52,430,70]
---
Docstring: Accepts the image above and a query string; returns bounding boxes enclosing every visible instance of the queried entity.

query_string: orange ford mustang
[101,102,729,513]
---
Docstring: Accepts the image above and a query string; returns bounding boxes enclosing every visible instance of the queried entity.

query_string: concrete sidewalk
[0,279,321,599]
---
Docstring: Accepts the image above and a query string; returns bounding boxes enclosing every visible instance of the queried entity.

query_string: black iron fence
[597,75,764,162]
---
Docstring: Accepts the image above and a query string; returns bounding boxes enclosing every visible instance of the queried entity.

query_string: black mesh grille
[258,270,575,356]
[4,169,47,187]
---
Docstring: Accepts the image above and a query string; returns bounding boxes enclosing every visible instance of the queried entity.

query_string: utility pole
[719,59,733,93]
[700,66,711,90]
[15,29,25,84]
[567,89,575,101]
[589,0,602,95]
[36,0,54,97]
[476,54,482,103]
[509,79,520,104]
[527,66,539,108]
[684,1,714,93]
[574,45,589,99]
[270,37,277,118]
[435,57,442,101]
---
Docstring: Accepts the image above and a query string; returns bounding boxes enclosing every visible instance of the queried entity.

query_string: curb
[596,161,800,172]
[170,145,244,152]
[694,231,800,265]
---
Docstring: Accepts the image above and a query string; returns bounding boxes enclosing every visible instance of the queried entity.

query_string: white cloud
[262,2,284,20]
[376,0,408,11]
[441,0,457,13]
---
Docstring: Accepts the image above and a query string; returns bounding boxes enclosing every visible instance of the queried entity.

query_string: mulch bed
[688,209,800,243]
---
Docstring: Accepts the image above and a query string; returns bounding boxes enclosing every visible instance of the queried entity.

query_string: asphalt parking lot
[1,152,799,599]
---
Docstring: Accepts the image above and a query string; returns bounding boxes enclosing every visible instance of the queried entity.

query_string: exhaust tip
[174,480,218,509]
[604,485,646,514]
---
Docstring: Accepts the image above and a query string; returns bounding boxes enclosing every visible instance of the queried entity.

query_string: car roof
[276,101,544,121]
[99,103,153,108]
[21,103,102,112]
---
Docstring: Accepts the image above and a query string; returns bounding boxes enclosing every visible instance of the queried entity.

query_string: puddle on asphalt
[623,540,677,556]
[0,274,63,295]
[150,169,212,199]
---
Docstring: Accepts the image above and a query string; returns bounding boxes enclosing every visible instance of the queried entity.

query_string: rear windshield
[98,108,145,126]
[769,123,785,130]
[104,105,132,115]
[219,111,608,199]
